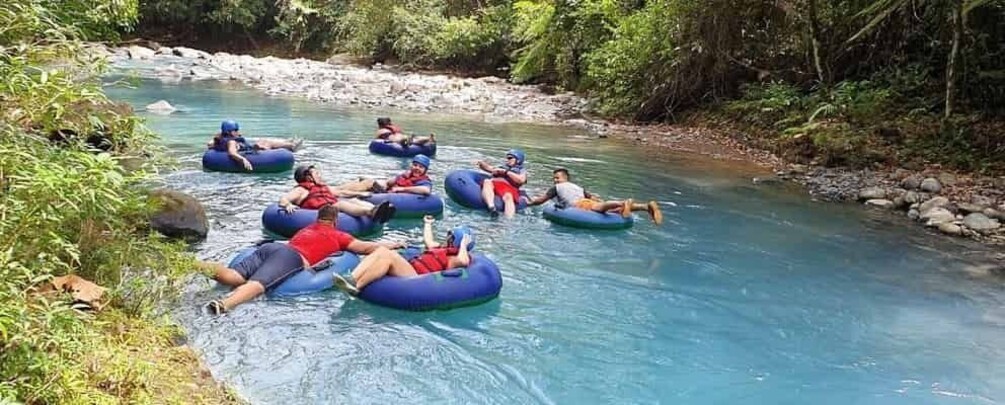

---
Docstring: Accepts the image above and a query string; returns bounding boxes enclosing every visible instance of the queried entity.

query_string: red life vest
[393,171,430,188]
[387,124,403,134]
[289,223,353,265]
[297,181,338,210]
[410,247,460,275]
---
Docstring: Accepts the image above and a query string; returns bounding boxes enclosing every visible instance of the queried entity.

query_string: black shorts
[231,243,304,290]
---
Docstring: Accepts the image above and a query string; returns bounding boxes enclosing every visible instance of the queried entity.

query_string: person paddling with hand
[477,149,528,218]
[527,168,662,224]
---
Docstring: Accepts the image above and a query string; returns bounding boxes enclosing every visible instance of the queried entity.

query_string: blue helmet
[447,226,475,251]
[506,149,525,165]
[412,154,431,169]
[221,119,240,133]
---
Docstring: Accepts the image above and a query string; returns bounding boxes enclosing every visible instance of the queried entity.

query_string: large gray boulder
[920,177,942,193]
[149,189,208,241]
[963,213,1001,233]
[921,207,955,226]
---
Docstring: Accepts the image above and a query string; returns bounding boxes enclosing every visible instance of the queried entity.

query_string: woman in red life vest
[476,148,528,218]
[374,117,435,146]
[278,164,396,222]
[333,215,473,296]
[206,119,303,171]
[202,204,406,314]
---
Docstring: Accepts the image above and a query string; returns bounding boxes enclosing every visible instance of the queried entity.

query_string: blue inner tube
[368,140,437,157]
[362,193,444,218]
[444,169,528,211]
[202,149,294,173]
[542,204,635,230]
[357,247,502,311]
[261,203,380,238]
[227,245,361,296]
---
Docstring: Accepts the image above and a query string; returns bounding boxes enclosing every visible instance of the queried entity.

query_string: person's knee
[502,194,514,203]
[244,280,266,293]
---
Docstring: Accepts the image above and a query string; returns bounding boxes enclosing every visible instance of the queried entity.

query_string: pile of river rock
[777,164,1005,243]
[101,44,586,122]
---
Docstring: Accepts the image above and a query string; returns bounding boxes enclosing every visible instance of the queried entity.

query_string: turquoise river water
[106,68,1005,404]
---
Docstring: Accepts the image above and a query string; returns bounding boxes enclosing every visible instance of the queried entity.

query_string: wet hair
[376,117,392,128]
[553,168,570,180]
[317,203,339,222]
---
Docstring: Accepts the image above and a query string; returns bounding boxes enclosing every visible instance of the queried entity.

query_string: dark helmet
[412,154,431,169]
[294,164,315,182]
[506,149,526,165]
[221,119,239,133]
[447,226,475,251]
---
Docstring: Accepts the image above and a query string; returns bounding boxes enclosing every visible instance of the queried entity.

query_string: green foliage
[1,0,137,43]
[0,1,234,402]
[510,0,623,88]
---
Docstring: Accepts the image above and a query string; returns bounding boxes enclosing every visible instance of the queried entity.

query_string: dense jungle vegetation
[0,0,236,403]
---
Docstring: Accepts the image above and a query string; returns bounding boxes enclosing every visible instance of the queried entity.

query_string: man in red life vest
[206,119,303,171]
[333,215,473,295]
[203,204,406,314]
[278,164,396,222]
[349,154,433,195]
[374,117,435,146]
[476,148,528,218]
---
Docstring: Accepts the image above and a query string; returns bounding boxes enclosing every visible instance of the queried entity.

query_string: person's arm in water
[227,139,253,171]
[278,188,307,213]
[206,136,215,149]
[346,239,406,254]
[422,215,441,249]
[527,186,557,206]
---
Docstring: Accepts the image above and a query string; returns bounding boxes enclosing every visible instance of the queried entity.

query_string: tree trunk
[945,0,963,119]
[807,0,827,85]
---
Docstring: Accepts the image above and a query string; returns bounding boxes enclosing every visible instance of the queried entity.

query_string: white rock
[865,199,895,209]
[858,187,887,201]
[938,222,964,236]
[919,196,950,214]
[127,45,156,60]
[921,207,955,226]
[145,100,175,114]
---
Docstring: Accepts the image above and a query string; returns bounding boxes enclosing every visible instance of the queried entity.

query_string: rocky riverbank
[103,43,1004,249]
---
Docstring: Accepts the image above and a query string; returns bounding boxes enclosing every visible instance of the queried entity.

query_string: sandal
[333,273,359,296]
[205,299,227,315]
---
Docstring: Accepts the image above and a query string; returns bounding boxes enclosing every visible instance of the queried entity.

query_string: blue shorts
[231,243,304,290]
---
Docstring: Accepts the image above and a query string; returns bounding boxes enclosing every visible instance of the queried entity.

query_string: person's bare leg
[336,199,376,217]
[502,193,516,218]
[220,281,265,310]
[200,261,246,286]
[350,247,418,290]
[590,201,624,214]
[481,181,497,212]
[338,178,376,192]
[256,138,301,151]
